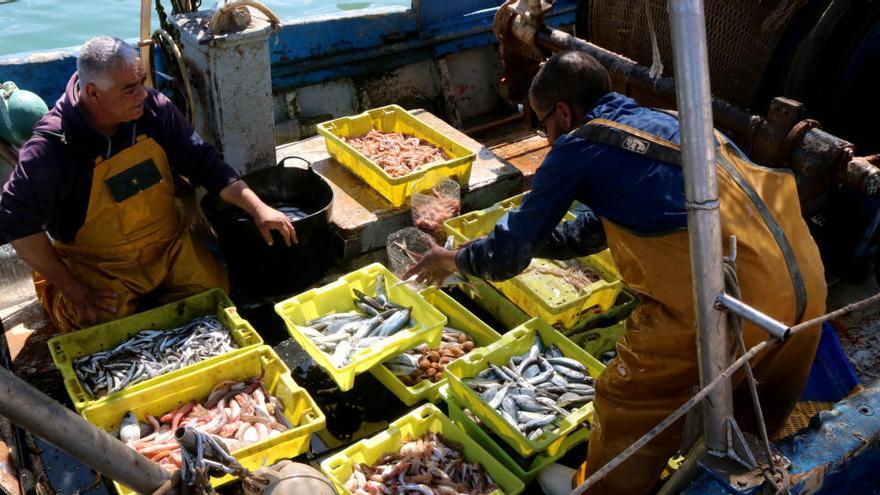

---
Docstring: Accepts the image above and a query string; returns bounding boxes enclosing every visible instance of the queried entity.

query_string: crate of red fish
[80,346,325,495]
[321,403,524,495]
[317,105,476,207]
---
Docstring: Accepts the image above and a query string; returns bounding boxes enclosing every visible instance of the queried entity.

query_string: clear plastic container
[411,174,461,242]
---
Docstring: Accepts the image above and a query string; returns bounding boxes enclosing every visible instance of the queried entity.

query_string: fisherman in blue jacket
[406,50,827,494]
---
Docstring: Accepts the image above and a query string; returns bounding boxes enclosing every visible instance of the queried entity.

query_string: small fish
[118,411,141,444]
[73,316,236,398]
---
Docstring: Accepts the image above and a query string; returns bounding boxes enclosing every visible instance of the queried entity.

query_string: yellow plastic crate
[275,263,446,391]
[441,385,589,483]
[80,346,325,495]
[316,105,476,207]
[444,193,624,329]
[48,289,263,413]
[446,318,604,457]
[321,403,525,495]
[369,287,503,406]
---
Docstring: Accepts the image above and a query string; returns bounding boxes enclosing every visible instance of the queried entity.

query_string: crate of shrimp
[369,287,503,406]
[321,403,525,495]
[444,192,625,330]
[80,345,325,495]
[48,289,263,413]
[316,105,476,207]
[446,318,604,458]
[274,263,447,391]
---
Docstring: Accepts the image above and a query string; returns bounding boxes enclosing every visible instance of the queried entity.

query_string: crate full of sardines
[316,105,476,207]
[370,286,503,406]
[81,345,325,495]
[446,318,604,458]
[321,403,524,495]
[48,289,263,412]
[275,263,446,391]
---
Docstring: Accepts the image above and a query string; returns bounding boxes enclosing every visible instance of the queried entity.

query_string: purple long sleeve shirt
[0,74,240,244]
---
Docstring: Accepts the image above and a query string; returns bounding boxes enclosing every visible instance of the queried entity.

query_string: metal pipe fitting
[716,293,791,340]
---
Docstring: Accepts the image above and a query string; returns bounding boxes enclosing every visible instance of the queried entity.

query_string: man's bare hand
[403,245,459,287]
[253,205,298,247]
[62,281,117,326]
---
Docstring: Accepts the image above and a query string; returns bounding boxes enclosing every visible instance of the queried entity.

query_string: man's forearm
[10,232,79,291]
[218,180,266,216]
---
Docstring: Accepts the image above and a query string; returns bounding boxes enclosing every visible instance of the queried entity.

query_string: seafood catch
[464,335,596,441]
[117,376,292,472]
[299,275,415,368]
[524,259,601,292]
[343,432,496,495]
[344,130,448,178]
[384,327,476,385]
[412,193,461,235]
[73,316,236,397]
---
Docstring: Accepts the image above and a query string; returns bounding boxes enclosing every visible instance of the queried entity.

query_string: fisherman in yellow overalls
[0,36,297,333]
[406,50,827,494]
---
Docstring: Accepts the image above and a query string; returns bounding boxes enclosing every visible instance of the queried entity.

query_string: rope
[570,289,880,494]
[643,0,664,79]
[722,252,775,475]
[761,0,809,32]
[150,471,181,495]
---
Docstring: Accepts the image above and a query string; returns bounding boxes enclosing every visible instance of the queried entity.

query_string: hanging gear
[33,135,228,333]
[570,118,827,494]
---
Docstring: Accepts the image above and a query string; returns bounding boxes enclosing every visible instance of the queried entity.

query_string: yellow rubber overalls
[34,135,229,333]
[570,119,827,494]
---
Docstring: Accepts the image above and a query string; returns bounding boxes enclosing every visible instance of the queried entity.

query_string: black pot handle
[278,155,313,172]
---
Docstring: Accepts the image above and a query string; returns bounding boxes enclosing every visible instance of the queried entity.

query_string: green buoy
[0,82,49,147]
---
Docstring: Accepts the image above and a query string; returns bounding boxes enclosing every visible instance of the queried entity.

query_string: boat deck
[1,119,878,494]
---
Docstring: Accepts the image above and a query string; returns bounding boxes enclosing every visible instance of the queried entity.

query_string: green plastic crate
[444,193,624,330]
[441,385,589,483]
[81,346,325,495]
[369,287,503,406]
[317,105,476,206]
[563,321,626,359]
[275,263,446,391]
[446,318,604,457]
[320,404,525,495]
[48,288,263,413]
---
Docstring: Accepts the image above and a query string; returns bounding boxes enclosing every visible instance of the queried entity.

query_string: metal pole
[666,0,734,455]
[0,367,173,495]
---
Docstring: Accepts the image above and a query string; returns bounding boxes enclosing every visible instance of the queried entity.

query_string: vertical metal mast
[667,0,735,454]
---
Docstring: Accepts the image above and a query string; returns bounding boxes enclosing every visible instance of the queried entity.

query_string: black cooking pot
[201,157,335,296]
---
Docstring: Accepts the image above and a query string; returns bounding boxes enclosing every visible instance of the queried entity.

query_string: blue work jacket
[456,92,690,281]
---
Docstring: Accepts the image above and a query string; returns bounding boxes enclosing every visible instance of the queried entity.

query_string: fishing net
[411,174,461,242]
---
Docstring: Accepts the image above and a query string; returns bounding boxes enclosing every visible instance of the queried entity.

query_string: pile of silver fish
[117,377,292,472]
[465,335,595,441]
[384,327,476,386]
[299,276,414,368]
[73,316,236,398]
[344,432,496,495]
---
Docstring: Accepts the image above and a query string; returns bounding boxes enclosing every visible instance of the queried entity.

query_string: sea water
[0,0,411,57]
